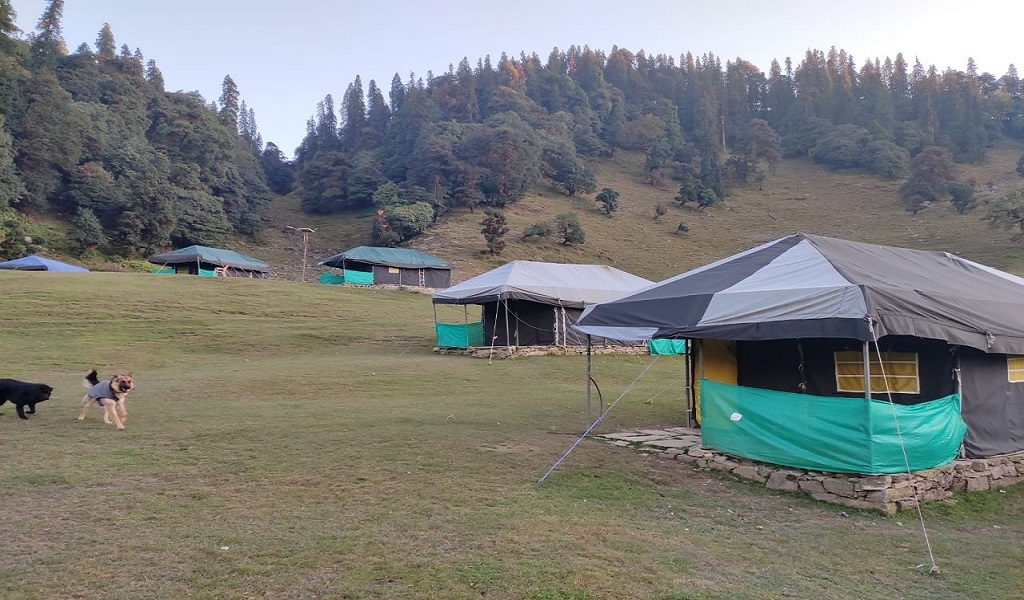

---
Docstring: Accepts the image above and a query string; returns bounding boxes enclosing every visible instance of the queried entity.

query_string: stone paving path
[597,427,703,450]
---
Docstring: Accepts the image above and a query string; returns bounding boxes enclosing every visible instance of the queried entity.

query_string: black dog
[0,378,54,420]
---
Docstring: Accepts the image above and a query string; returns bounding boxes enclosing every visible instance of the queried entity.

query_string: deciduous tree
[555,212,585,245]
[595,187,619,215]
[479,207,508,254]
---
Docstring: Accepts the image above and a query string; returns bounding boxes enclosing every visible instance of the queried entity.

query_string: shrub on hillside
[521,222,553,241]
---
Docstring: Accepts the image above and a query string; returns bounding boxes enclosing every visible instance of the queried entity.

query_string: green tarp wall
[319,273,346,284]
[699,379,967,474]
[649,339,687,355]
[345,270,373,285]
[318,270,374,285]
[435,322,485,348]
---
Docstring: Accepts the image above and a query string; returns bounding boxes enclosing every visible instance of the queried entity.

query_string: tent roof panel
[575,233,1024,353]
[318,246,450,269]
[433,261,653,309]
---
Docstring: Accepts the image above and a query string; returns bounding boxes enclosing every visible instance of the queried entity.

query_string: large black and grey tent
[148,245,271,278]
[433,261,653,348]
[317,246,451,288]
[575,233,1024,473]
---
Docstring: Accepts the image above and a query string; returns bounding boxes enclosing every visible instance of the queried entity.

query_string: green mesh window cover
[699,379,966,474]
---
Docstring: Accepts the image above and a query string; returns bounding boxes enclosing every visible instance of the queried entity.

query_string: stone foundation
[600,428,1024,514]
[434,344,649,359]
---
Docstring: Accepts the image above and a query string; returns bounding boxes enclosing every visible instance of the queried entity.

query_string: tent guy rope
[869,317,941,575]
[538,355,662,483]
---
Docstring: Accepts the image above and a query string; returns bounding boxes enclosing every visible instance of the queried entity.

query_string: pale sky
[11,1,1023,159]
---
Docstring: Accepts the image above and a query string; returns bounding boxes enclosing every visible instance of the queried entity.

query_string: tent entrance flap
[699,380,967,474]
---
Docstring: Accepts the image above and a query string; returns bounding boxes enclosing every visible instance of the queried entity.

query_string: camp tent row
[574,233,1024,474]
[148,245,271,278]
[432,261,653,348]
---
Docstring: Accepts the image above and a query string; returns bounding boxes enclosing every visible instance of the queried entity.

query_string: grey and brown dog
[78,369,135,430]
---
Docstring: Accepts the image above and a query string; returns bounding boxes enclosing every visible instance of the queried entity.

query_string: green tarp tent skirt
[436,322,485,348]
[318,270,374,285]
[648,339,687,355]
[699,380,967,474]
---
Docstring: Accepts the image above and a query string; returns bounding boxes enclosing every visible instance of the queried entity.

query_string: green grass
[2,272,1023,599]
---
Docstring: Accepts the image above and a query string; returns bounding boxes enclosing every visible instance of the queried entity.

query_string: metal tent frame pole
[586,334,592,427]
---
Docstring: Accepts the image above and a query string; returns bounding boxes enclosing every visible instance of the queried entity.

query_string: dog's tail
[83,369,100,389]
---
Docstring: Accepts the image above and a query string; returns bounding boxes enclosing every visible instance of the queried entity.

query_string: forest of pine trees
[292,45,1024,246]
[2,1,1024,257]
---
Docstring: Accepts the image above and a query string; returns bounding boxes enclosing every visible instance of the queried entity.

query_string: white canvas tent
[432,261,653,348]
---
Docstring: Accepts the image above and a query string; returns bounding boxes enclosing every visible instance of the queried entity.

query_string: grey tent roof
[432,261,653,309]
[148,245,270,272]
[574,233,1024,354]
[0,255,89,272]
[318,246,450,269]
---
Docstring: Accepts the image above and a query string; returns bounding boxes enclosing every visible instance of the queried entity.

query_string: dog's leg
[102,399,125,430]
[78,396,93,421]
[16,403,28,419]
[26,402,37,415]
[116,400,127,425]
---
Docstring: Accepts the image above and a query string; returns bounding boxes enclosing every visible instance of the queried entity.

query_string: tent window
[835,351,920,394]
[1008,356,1024,383]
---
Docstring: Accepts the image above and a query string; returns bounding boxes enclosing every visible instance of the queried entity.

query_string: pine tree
[1,0,18,35]
[95,23,115,61]
[341,76,367,151]
[31,0,66,67]
[218,75,240,129]
[145,59,165,91]
[0,115,27,206]
[365,79,390,148]
[388,73,406,113]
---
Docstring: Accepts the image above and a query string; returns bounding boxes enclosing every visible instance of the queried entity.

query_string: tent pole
[685,343,693,428]
[863,341,871,399]
[695,340,704,427]
[432,304,438,347]
[557,305,565,344]
[955,353,965,459]
[586,334,593,428]
[505,299,512,354]
[462,305,469,348]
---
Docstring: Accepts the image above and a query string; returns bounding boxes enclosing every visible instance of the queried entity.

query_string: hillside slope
[260,141,1024,284]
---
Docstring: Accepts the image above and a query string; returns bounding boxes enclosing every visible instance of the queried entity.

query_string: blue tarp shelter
[0,255,89,272]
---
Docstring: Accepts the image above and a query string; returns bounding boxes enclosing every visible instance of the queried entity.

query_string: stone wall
[601,429,1024,514]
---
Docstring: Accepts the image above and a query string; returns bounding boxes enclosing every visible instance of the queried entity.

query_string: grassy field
[1,272,1022,599]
